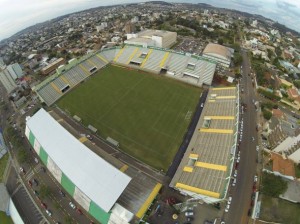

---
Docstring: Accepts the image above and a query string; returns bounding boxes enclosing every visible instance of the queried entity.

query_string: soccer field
[57,65,201,171]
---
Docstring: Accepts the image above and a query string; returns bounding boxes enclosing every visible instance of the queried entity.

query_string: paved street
[224,49,258,224]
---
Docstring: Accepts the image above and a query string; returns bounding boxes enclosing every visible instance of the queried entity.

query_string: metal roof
[170,87,238,200]
[26,108,131,212]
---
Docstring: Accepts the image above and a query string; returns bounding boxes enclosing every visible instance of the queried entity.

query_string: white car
[185,211,194,217]
[200,103,204,108]
[46,210,52,217]
[228,196,232,205]
[254,175,258,182]
[69,202,76,209]
[256,146,259,151]
[225,204,230,212]
[232,178,236,187]
[234,170,238,178]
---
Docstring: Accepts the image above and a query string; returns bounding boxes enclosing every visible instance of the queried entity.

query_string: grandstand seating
[143,50,166,73]
[34,46,216,106]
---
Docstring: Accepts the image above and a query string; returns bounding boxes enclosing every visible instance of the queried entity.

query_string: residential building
[41,58,65,75]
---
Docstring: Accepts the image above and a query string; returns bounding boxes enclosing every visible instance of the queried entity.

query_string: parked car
[232,178,236,187]
[254,175,258,182]
[41,203,47,209]
[28,180,32,187]
[185,211,194,217]
[76,208,83,215]
[33,178,38,186]
[225,204,230,212]
[69,202,76,209]
[41,167,46,173]
[59,190,65,197]
[19,167,25,174]
[228,196,232,205]
[234,170,238,178]
[46,209,52,217]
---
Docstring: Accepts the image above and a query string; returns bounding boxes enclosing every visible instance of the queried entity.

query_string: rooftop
[137,29,176,38]
[271,152,295,178]
[170,87,238,200]
[203,43,233,61]
[26,108,131,212]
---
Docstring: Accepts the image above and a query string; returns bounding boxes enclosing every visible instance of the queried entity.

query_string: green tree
[218,38,224,45]
[261,172,287,197]
[293,80,300,89]
[233,52,243,66]
[263,110,272,120]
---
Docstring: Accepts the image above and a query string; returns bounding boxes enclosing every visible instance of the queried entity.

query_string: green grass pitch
[57,64,201,171]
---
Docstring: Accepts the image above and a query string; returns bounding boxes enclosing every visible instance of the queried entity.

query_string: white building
[6,63,23,80]
[273,134,300,164]
[251,20,258,27]
[0,69,17,94]
[125,29,177,48]
[202,43,233,68]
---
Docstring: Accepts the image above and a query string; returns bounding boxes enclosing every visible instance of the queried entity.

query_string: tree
[218,38,224,45]
[293,80,300,89]
[40,185,50,199]
[263,110,272,120]
[233,52,243,66]
[261,172,287,197]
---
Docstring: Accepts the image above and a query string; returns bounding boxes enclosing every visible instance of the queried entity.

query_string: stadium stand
[34,45,216,106]
[26,109,162,223]
[169,87,239,203]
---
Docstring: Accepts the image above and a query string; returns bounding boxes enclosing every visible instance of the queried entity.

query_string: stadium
[28,44,228,223]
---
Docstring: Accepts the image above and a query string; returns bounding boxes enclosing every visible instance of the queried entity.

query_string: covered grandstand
[34,45,216,106]
[25,109,161,224]
[170,87,239,203]
[202,43,233,68]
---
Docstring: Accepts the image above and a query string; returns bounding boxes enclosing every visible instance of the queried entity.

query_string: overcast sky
[0,0,300,41]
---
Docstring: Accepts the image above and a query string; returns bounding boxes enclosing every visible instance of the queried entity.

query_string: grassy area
[0,211,13,224]
[260,194,300,224]
[58,64,201,171]
[0,153,9,182]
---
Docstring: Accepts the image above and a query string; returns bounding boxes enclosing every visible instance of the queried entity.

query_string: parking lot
[173,37,205,55]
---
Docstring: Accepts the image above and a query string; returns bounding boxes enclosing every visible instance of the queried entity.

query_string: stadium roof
[170,87,238,200]
[203,43,233,61]
[26,108,131,212]
[137,29,176,38]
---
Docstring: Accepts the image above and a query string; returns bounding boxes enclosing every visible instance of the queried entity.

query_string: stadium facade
[170,87,240,203]
[33,44,217,106]
[25,108,135,224]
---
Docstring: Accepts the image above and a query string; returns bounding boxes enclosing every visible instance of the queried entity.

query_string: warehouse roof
[203,43,233,61]
[170,87,238,200]
[26,108,131,212]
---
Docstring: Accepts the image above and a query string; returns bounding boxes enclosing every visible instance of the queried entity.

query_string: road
[225,49,258,224]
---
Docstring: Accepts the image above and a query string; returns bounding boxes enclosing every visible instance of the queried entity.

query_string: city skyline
[0,0,300,41]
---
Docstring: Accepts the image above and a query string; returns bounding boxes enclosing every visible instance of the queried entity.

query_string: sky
[0,0,300,41]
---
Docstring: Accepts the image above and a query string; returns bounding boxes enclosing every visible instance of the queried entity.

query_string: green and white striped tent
[25,109,132,224]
